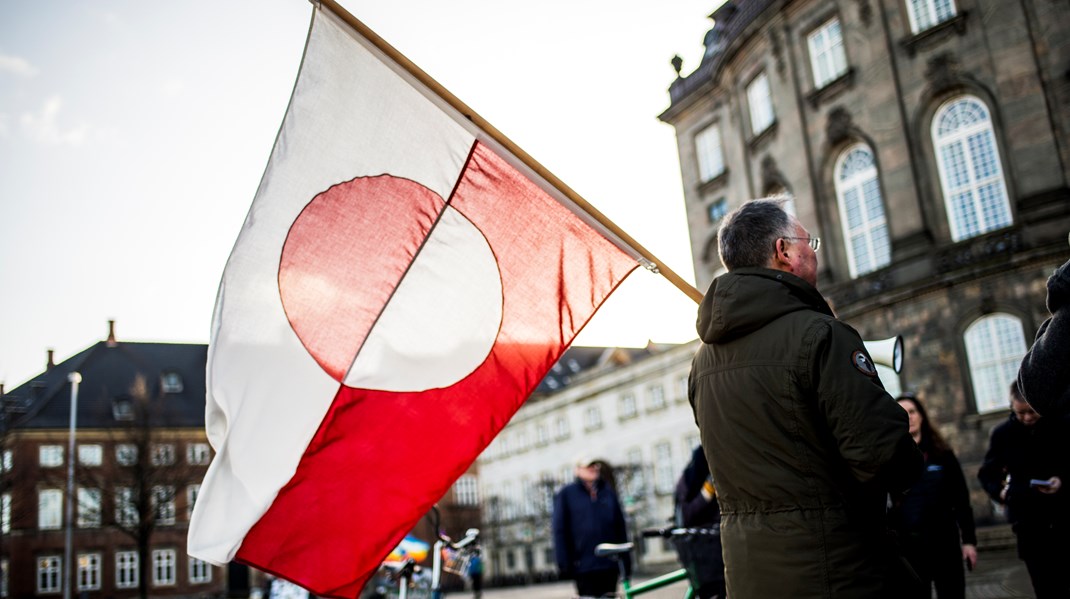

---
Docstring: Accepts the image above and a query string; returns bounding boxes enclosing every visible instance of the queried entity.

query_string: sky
[0,1,722,388]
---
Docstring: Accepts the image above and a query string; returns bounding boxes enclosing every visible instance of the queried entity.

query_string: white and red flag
[187,3,665,597]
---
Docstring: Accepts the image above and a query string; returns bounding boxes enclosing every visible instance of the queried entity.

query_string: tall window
[653,442,674,494]
[907,0,957,33]
[807,18,848,88]
[153,486,176,525]
[2,558,8,598]
[76,553,101,591]
[37,556,61,594]
[554,416,569,440]
[189,558,212,584]
[933,96,1012,241]
[747,72,775,135]
[619,393,638,420]
[835,144,891,276]
[647,385,666,411]
[152,549,176,586]
[187,484,201,519]
[116,487,138,527]
[77,488,102,528]
[964,314,1027,413]
[583,406,603,431]
[115,551,139,589]
[695,123,725,181]
[1,494,9,534]
[38,489,62,530]
[453,475,479,506]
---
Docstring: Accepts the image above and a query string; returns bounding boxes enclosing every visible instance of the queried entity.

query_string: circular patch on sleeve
[851,350,878,376]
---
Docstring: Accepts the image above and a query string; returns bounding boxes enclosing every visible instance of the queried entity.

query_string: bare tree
[70,375,205,599]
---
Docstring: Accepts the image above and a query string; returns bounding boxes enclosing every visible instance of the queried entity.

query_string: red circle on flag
[278,175,444,382]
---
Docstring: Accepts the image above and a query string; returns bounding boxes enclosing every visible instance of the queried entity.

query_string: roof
[533,344,674,394]
[3,341,208,430]
[663,0,778,117]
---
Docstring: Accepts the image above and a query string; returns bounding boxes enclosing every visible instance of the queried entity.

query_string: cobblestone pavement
[476,547,1034,599]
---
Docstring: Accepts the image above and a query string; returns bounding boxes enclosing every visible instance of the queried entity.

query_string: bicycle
[426,506,480,599]
[593,526,722,599]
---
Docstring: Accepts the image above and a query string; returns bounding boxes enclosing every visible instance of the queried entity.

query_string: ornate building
[659,0,1070,521]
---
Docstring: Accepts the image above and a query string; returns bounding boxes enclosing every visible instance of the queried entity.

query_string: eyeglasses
[782,236,821,252]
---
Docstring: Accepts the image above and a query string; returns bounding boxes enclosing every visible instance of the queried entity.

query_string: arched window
[834,144,891,277]
[964,313,1027,413]
[932,96,1012,241]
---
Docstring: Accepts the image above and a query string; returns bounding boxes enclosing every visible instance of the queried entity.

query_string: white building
[476,342,702,581]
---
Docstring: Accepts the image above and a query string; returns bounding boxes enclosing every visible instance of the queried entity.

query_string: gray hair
[717,198,795,270]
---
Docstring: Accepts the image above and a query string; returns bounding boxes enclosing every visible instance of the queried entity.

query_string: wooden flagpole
[317,0,704,304]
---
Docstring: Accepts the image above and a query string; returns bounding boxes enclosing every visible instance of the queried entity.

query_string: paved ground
[475,546,1034,598]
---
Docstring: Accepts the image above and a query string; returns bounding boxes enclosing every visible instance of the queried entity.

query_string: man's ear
[771,238,791,267]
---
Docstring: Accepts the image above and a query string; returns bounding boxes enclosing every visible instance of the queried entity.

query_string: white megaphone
[864,335,904,374]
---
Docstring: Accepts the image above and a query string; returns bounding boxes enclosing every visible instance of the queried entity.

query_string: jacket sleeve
[551,489,573,576]
[977,425,1008,503]
[1018,259,1070,417]
[946,451,977,546]
[809,320,922,493]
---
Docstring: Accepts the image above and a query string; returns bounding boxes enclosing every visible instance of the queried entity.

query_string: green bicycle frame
[619,567,693,599]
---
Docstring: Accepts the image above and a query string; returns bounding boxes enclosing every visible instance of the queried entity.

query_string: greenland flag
[187,5,640,598]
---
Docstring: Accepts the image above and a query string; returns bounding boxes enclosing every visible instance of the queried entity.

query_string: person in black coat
[673,445,726,599]
[1018,254,1070,416]
[978,383,1070,599]
[890,394,977,599]
[552,456,630,597]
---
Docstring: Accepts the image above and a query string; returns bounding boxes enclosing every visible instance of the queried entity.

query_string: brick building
[659,0,1070,521]
[0,323,220,599]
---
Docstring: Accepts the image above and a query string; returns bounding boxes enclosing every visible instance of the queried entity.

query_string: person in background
[1017,253,1070,416]
[978,382,1070,598]
[688,198,922,598]
[673,445,726,599]
[552,456,630,598]
[465,547,483,599]
[890,393,977,599]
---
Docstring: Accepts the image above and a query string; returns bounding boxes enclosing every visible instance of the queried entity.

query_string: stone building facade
[659,0,1070,522]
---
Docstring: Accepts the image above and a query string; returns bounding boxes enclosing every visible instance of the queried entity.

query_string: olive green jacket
[689,268,921,599]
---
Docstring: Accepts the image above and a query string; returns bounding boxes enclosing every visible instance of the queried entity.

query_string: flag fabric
[187,5,640,598]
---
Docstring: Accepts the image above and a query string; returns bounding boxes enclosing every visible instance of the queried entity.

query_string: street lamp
[63,372,81,599]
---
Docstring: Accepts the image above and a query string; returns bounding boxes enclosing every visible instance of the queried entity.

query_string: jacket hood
[696,267,833,344]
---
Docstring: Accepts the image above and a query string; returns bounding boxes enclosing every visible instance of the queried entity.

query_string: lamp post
[63,372,81,599]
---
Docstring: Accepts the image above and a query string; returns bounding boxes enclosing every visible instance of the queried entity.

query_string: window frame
[151,549,177,587]
[38,489,62,530]
[964,313,1027,414]
[746,72,776,135]
[189,558,212,585]
[77,487,102,528]
[932,95,1012,242]
[695,123,725,182]
[833,143,892,277]
[77,444,103,467]
[76,553,102,592]
[39,445,63,468]
[906,0,958,33]
[807,17,848,89]
[186,442,210,465]
[37,556,62,594]
[115,551,139,590]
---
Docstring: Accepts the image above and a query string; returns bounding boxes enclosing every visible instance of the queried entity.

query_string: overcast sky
[0,1,722,387]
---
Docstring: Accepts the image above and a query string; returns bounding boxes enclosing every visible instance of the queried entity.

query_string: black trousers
[1017,522,1070,599]
[574,569,619,598]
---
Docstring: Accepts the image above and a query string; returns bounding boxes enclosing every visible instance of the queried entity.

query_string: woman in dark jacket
[891,394,977,599]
